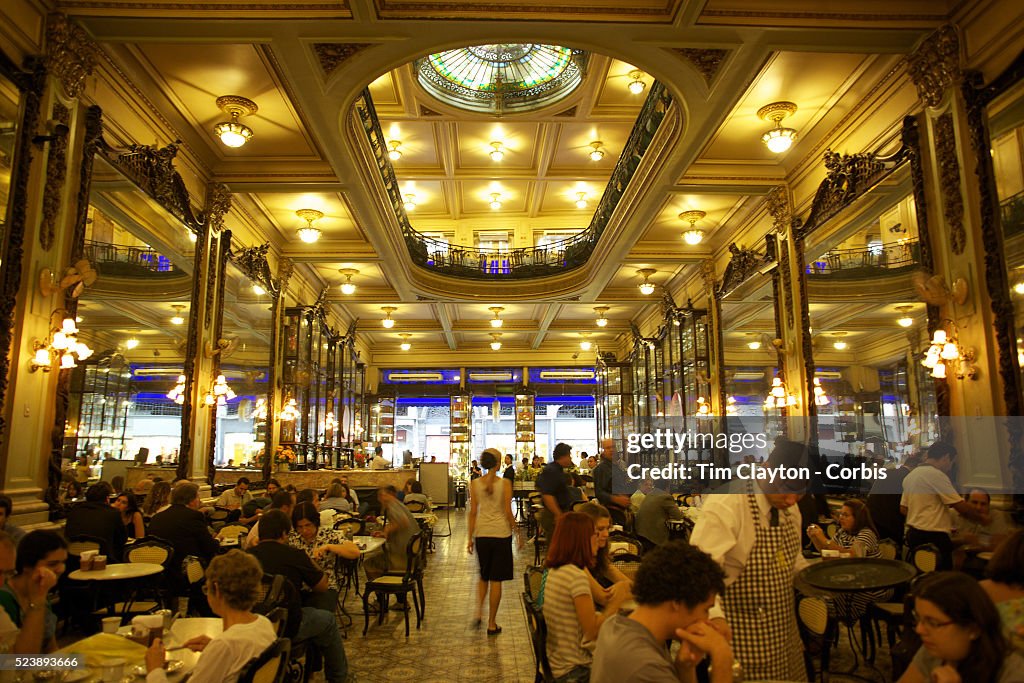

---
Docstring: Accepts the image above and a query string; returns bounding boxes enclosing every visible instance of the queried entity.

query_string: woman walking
[467,448,520,634]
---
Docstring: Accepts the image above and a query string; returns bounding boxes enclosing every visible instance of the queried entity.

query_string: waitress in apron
[690,439,811,682]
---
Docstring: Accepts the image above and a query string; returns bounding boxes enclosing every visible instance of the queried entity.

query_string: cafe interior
[1,1,1023,681]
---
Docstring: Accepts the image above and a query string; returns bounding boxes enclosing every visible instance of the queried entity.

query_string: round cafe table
[68,562,164,581]
[797,557,917,593]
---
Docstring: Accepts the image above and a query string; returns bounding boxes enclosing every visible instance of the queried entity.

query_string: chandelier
[764,377,797,409]
[813,377,830,406]
[921,324,977,380]
[31,314,94,372]
[280,397,300,421]
[166,374,187,405]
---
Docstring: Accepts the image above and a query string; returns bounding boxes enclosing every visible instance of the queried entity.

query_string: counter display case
[596,355,634,458]
[450,393,471,471]
[515,393,535,460]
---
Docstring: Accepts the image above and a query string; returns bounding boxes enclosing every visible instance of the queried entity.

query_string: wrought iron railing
[805,239,921,277]
[1001,191,1024,238]
[84,239,182,275]
[354,80,674,279]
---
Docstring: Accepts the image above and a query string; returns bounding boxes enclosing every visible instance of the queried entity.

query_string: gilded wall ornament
[313,43,375,76]
[45,13,97,99]
[40,102,71,251]
[934,113,966,255]
[765,185,790,233]
[907,24,960,109]
[700,258,716,293]
[670,48,729,84]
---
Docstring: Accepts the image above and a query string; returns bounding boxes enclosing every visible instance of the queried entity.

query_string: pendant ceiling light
[399,333,412,351]
[489,307,504,328]
[679,209,707,245]
[636,269,657,295]
[758,101,798,154]
[594,306,609,328]
[895,305,915,328]
[387,140,402,160]
[295,208,324,244]
[170,305,186,326]
[339,268,358,295]
[213,95,257,148]
[579,332,592,352]
[381,306,397,329]
[489,141,505,162]
[627,69,646,95]
[403,193,417,212]
[575,192,588,209]
[489,333,502,351]
[489,192,503,210]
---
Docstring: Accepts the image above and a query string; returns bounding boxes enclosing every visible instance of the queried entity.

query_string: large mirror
[213,252,275,468]
[717,238,783,460]
[0,64,19,253]
[795,121,940,476]
[61,144,200,483]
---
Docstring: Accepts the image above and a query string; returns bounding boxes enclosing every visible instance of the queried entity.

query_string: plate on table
[131,660,183,677]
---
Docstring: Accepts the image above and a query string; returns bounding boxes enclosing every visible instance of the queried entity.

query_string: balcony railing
[84,239,183,276]
[354,80,674,279]
[806,240,920,278]
[1001,191,1024,238]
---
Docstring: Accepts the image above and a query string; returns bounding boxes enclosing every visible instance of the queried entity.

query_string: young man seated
[591,540,733,683]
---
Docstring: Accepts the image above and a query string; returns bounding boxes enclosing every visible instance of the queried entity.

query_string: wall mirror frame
[0,51,45,452]
[714,235,785,454]
[962,51,1024,481]
[792,115,943,463]
[51,105,210,501]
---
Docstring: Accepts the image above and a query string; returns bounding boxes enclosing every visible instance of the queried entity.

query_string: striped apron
[721,485,807,682]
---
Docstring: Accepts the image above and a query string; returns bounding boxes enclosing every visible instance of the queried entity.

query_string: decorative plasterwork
[230,243,279,299]
[45,13,97,99]
[700,258,716,294]
[101,141,204,232]
[715,241,775,300]
[373,0,683,23]
[907,24,960,109]
[765,185,790,233]
[933,113,966,255]
[670,48,729,84]
[313,43,375,77]
[40,102,71,251]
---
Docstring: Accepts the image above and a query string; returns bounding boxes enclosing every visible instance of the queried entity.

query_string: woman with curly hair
[145,550,276,683]
[141,481,172,519]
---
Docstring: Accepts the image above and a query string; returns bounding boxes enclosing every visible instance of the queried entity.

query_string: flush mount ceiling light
[381,306,397,329]
[627,69,646,95]
[594,306,609,327]
[579,332,592,352]
[895,305,915,328]
[403,193,417,212]
[489,141,505,162]
[575,192,588,209]
[758,101,799,153]
[295,209,324,244]
[588,141,605,161]
[387,139,403,160]
[399,333,412,351]
[489,306,504,328]
[213,95,257,148]
[170,305,186,326]
[489,332,502,351]
[489,192,503,210]
[679,209,707,245]
[339,268,358,295]
[637,268,657,295]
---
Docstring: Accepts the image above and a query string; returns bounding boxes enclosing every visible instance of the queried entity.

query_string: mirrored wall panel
[0,70,18,251]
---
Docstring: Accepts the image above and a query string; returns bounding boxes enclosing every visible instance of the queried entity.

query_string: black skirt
[475,535,513,581]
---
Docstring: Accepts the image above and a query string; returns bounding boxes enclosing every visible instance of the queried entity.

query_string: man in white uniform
[690,439,811,682]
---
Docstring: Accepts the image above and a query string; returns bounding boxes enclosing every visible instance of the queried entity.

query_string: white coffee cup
[98,657,125,682]
[101,616,121,633]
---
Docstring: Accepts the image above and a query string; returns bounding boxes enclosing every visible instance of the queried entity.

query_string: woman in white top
[467,448,521,634]
[145,550,276,683]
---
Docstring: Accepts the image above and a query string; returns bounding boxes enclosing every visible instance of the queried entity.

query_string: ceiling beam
[532,303,563,350]
[431,302,457,350]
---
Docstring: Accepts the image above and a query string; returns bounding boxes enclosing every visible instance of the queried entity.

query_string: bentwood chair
[524,566,545,603]
[911,544,940,574]
[609,553,643,581]
[237,638,291,683]
[363,533,423,637]
[796,594,837,683]
[522,592,555,683]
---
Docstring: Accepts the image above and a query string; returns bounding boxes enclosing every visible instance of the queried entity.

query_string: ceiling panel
[251,192,361,241]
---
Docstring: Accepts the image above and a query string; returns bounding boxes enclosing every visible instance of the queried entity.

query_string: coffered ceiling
[54,0,966,368]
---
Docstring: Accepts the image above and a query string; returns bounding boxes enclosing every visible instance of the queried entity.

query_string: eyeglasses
[911,610,955,630]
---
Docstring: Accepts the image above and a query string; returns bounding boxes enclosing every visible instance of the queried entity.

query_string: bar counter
[212,467,414,490]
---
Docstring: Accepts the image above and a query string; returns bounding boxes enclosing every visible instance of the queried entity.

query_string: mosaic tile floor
[341,508,894,682]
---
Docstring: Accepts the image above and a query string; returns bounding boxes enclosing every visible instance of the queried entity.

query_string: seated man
[148,483,221,570]
[365,485,417,582]
[247,510,349,683]
[65,482,127,562]
[244,491,294,549]
[635,487,685,548]
[955,487,1014,551]
[591,541,733,683]
[214,477,259,524]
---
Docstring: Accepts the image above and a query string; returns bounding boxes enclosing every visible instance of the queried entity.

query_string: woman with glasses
[289,501,359,611]
[897,571,1024,683]
[0,531,67,653]
[145,550,276,683]
[543,512,629,683]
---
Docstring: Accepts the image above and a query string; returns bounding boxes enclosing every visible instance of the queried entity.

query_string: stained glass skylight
[416,44,586,113]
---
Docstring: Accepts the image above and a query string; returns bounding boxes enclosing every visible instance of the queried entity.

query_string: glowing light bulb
[683,230,705,245]
[341,282,356,295]
[747,341,761,350]
[898,316,914,328]
[382,318,395,329]
[833,341,848,351]
[931,361,947,379]
[575,192,588,209]
[489,141,504,162]
[639,282,655,295]
[252,284,266,296]
[125,338,139,350]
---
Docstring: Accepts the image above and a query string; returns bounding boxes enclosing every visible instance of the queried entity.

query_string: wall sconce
[30,313,94,372]
[637,269,657,295]
[381,306,397,329]
[679,210,706,245]
[324,411,338,432]
[339,268,358,295]
[758,101,798,153]
[813,377,830,406]
[594,306,609,327]
[295,208,324,244]
[588,141,605,161]
[489,141,505,162]
[203,374,237,406]
[627,70,646,95]
[764,377,797,409]
[489,306,504,328]
[279,397,300,421]
[921,323,978,380]
[166,375,187,404]
[214,95,258,148]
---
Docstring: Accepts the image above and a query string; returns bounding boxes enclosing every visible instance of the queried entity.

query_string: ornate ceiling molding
[45,13,97,99]
[313,42,376,77]
[670,48,729,84]
[908,24,960,109]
